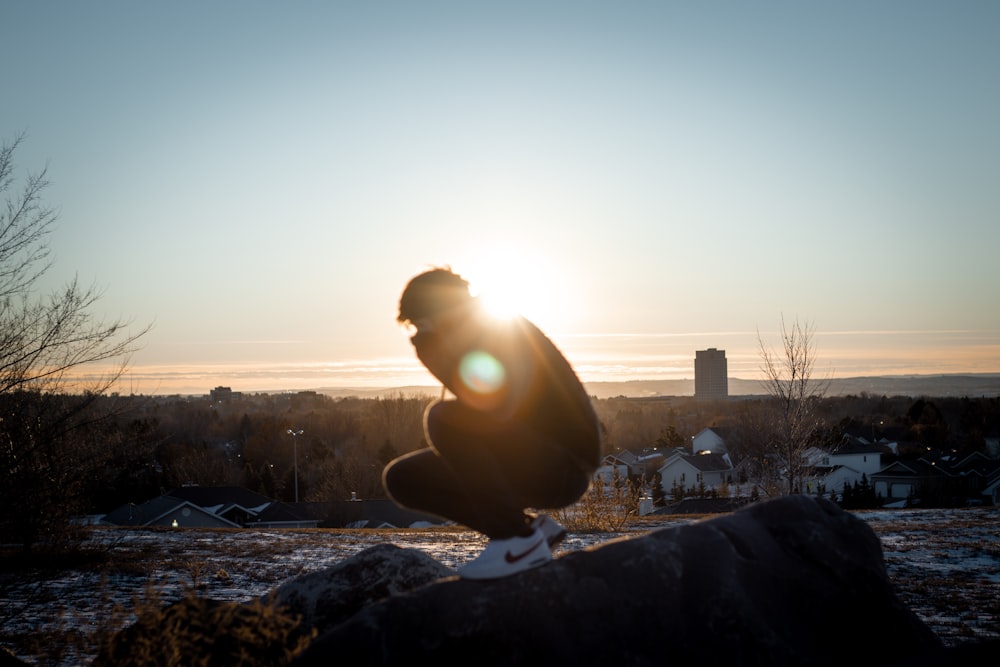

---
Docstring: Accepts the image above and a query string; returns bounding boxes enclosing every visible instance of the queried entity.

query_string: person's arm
[413,316,527,415]
[450,318,538,416]
[412,329,461,395]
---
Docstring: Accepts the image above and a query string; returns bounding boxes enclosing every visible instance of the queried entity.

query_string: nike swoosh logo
[504,536,546,564]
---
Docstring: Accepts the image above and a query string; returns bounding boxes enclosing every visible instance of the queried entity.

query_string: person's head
[397,267,472,329]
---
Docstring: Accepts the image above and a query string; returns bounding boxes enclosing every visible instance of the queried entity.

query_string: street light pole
[286,429,303,502]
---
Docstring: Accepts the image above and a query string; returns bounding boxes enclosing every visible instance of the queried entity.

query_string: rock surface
[291,495,944,666]
[268,542,452,634]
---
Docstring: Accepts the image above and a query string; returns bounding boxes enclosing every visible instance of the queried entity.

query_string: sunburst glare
[455,243,571,332]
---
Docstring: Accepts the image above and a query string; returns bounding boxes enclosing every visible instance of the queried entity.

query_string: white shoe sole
[458,531,552,580]
[532,515,567,548]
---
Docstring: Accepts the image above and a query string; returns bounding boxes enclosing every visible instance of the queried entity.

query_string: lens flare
[459,350,505,394]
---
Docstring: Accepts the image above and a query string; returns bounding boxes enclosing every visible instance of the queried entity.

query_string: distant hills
[316,373,1000,400]
[579,374,1000,399]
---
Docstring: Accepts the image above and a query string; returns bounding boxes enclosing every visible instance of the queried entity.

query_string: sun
[454,244,573,332]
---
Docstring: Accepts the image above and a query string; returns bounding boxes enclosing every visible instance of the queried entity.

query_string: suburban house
[657,449,734,497]
[690,426,732,455]
[827,437,887,476]
[591,427,998,510]
[661,427,901,505]
[805,436,888,496]
[319,498,445,529]
[102,495,243,528]
[649,426,737,498]
[870,459,950,505]
[596,449,668,487]
[870,450,1000,506]
[102,486,445,529]
[596,450,636,485]
[102,486,317,528]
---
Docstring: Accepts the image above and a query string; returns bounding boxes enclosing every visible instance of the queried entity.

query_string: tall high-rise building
[694,348,728,400]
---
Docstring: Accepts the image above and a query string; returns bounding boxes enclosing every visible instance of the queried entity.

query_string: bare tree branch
[0,134,150,395]
[0,132,57,299]
[756,315,829,494]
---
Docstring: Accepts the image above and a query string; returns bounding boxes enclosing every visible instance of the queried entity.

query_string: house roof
[166,485,274,511]
[983,475,1000,495]
[946,451,1000,478]
[694,426,734,441]
[685,452,732,472]
[103,487,447,529]
[658,451,733,474]
[103,485,274,527]
[833,437,889,456]
[322,499,446,528]
[654,497,751,515]
[871,459,949,479]
[102,496,240,528]
[603,450,638,466]
[252,501,315,525]
[102,495,177,526]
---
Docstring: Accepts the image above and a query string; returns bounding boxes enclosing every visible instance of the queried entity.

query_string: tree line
[3,386,998,552]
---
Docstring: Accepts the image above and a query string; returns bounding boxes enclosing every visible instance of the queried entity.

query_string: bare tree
[363,393,429,456]
[728,398,785,499]
[0,133,150,550]
[757,315,829,495]
[0,133,150,395]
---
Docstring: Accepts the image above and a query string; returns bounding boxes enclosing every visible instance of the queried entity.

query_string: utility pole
[286,429,303,502]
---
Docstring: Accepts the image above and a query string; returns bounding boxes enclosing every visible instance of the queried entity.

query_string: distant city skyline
[3,2,998,397]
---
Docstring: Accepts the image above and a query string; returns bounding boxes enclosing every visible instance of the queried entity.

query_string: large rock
[291,495,944,666]
[267,542,452,634]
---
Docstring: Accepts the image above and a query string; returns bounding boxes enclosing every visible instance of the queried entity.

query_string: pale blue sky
[3,1,998,394]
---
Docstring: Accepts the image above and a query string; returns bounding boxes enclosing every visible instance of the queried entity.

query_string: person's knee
[381,458,403,498]
[425,399,458,426]
[424,400,475,451]
[382,452,423,502]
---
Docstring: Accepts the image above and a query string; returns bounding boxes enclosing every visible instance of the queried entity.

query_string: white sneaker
[531,513,567,548]
[458,529,552,580]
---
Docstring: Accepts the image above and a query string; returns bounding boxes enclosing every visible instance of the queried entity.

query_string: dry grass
[555,472,642,533]
[92,589,314,667]
[861,507,1000,645]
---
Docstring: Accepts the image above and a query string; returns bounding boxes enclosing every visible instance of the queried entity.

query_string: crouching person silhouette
[382,267,601,580]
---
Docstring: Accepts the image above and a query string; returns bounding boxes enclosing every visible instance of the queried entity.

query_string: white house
[596,451,633,490]
[690,427,731,455]
[597,448,670,487]
[870,459,940,503]
[658,450,734,497]
[805,465,863,496]
[803,437,887,496]
[825,437,885,477]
